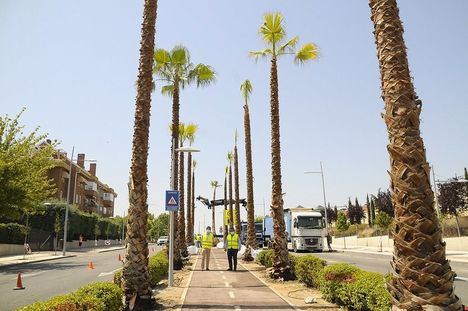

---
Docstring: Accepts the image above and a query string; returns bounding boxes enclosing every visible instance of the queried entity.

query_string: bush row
[114,250,169,289]
[18,282,122,311]
[255,249,391,310]
[0,223,27,244]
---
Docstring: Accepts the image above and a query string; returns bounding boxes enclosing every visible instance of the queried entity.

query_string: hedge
[18,282,122,311]
[256,249,273,268]
[0,223,27,244]
[294,255,326,287]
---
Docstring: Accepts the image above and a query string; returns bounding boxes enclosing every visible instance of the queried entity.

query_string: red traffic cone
[89,261,95,269]
[118,254,122,262]
[13,273,25,290]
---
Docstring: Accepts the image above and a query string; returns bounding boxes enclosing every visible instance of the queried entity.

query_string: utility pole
[63,146,74,256]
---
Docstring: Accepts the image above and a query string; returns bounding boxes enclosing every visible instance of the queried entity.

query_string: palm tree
[153,45,215,233]
[233,131,241,235]
[210,180,222,234]
[223,166,229,239]
[185,124,198,245]
[241,79,255,261]
[227,152,234,231]
[251,12,318,280]
[191,160,197,237]
[369,1,460,309]
[122,0,157,309]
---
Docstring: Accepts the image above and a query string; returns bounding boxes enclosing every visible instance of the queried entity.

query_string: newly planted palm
[210,180,222,234]
[227,152,234,231]
[241,80,256,261]
[223,166,229,239]
[122,0,157,308]
[233,131,241,235]
[185,124,198,245]
[191,160,197,237]
[153,45,215,216]
[369,1,460,309]
[251,12,318,280]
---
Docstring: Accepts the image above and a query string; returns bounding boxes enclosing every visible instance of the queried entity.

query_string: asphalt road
[0,247,160,311]
[292,250,468,304]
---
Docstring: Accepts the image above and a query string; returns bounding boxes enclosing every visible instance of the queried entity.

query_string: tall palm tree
[191,160,197,236]
[227,152,234,231]
[185,124,198,245]
[233,131,241,235]
[122,0,157,309]
[241,79,255,261]
[223,166,229,239]
[251,12,318,280]
[210,180,221,234]
[369,1,460,309]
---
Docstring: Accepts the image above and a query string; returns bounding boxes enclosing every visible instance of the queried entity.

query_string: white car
[156,236,168,246]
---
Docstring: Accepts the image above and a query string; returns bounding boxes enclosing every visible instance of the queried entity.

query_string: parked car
[156,236,168,246]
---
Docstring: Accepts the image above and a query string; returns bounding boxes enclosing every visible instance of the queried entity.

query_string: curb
[335,248,468,263]
[176,253,198,311]
[0,254,77,268]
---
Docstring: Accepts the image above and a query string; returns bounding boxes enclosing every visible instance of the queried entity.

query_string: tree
[191,160,197,237]
[122,0,157,308]
[223,166,228,238]
[241,79,256,261]
[251,12,318,280]
[210,180,221,234]
[372,189,394,217]
[438,180,467,237]
[354,198,364,224]
[374,212,393,234]
[148,213,169,241]
[227,151,234,230]
[370,197,376,224]
[369,0,460,308]
[233,131,241,235]
[185,124,198,245]
[0,109,56,221]
[254,215,264,223]
[366,194,372,227]
[464,167,468,180]
[325,206,337,225]
[336,212,349,249]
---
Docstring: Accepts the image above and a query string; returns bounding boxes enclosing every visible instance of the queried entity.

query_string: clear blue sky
[1,1,467,232]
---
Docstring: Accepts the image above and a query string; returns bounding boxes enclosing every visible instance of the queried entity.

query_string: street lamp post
[304,162,329,230]
[63,146,74,256]
[168,145,200,287]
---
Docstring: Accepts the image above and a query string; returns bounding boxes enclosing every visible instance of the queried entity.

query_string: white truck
[264,206,326,252]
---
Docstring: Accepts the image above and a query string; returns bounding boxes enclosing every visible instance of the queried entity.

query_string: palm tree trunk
[224,173,228,239]
[122,0,157,308]
[369,1,460,309]
[269,56,292,280]
[212,187,216,234]
[228,163,234,231]
[244,103,255,261]
[177,148,187,258]
[234,145,241,235]
[186,152,193,245]
[191,168,195,237]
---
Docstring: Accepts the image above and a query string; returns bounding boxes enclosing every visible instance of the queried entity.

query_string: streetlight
[304,162,329,230]
[168,145,200,287]
[62,146,75,256]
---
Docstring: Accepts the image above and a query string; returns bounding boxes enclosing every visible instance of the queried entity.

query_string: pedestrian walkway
[182,248,294,311]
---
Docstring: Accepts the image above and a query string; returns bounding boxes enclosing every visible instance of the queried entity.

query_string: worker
[201,226,214,271]
[224,227,241,271]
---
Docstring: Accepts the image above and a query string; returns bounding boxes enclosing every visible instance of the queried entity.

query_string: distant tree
[336,212,349,234]
[464,167,468,180]
[254,215,264,223]
[366,194,372,227]
[372,189,394,217]
[347,198,364,225]
[148,213,169,241]
[370,198,376,224]
[438,179,467,237]
[325,204,337,224]
[374,212,393,234]
[0,109,56,221]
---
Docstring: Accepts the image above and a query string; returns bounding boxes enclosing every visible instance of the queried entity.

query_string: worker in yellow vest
[201,226,214,271]
[224,227,242,271]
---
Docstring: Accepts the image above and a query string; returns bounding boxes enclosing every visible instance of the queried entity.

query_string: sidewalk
[181,248,295,311]
[332,245,468,263]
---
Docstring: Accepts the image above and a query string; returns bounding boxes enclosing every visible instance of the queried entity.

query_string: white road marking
[228,291,235,299]
[455,276,468,282]
[222,275,226,280]
[11,271,45,280]
[234,306,241,311]
[219,271,224,274]
[224,281,231,287]
[98,267,122,277]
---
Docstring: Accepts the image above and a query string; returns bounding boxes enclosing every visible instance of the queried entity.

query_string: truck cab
[286,209,325,252]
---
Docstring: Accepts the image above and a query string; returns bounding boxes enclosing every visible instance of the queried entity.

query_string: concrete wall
[67,239,122,250]
[0,244,27,257]
[332,235,468,252]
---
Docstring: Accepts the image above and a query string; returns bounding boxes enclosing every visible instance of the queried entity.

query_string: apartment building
[47,144,117,217]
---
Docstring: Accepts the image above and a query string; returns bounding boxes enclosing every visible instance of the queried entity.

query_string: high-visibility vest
[202,233,213,249]
[227,233,239,250]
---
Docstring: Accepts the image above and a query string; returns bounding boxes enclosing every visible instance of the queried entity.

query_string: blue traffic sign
[165,190,179,211]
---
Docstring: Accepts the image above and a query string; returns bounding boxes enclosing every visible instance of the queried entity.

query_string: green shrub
[256,249,273,267]
[294,255,326,287]
[113,269,123,288]
[318,263,391,310]
[18,293,104,311]
[148,250,169,287]
[0,223,27,244]
[75,282,123,311]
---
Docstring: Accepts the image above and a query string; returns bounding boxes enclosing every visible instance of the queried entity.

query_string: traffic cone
[118,254,122,262]
[13,273,25,290]
[89,261,95,269]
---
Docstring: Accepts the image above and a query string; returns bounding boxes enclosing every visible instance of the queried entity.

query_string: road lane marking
[228,291,235,299]
[222,275,226,280]
[234,306,241,311]
[224,281,231,287]
[220,271,224,274]
[98,267,122,277]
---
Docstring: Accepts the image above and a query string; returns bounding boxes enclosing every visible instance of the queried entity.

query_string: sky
[1,1,467,233]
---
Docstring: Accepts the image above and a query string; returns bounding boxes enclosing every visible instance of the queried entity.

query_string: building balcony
[102,199,113,208]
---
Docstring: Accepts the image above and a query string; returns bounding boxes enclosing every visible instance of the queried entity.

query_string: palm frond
[178,123,187,144]
[225,166,229,175]
[240,79,253,103]
[161,84,175,97]
[227,151,234,162]
[277,36,299,55]
[249,49,272,61]
[192,160,197,169]
[185,123,199,145]
[294,43,319,64]
[211,180,219,188]
[189,63,216,87]
[260,12,286,46]
[154,49,171,67]
[170,45,190,66]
